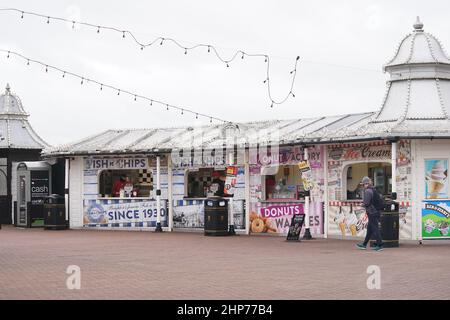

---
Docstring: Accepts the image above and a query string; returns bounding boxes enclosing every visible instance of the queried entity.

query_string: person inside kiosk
[345,162,392,200]
[99,170,151,198]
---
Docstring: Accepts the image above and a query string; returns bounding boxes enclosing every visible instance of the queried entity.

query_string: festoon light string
[1,49,227,123]
[0,8,300,108]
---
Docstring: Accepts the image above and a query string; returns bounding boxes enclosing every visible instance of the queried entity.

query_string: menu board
[286,214,305,241]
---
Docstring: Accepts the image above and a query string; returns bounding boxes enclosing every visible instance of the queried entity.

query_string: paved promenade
[1,225,449,299]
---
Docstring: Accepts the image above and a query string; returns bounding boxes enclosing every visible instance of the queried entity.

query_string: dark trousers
[363,213,383,246]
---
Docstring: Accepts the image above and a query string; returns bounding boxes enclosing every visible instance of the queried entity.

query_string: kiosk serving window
[186,168,226,198]
[345,162,391,200]
[99,169,152,197]
[262,165,304,201]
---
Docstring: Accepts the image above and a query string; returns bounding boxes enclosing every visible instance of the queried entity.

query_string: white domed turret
[0,84,48,149]
[372,18,450,124]
[384,16,450,76]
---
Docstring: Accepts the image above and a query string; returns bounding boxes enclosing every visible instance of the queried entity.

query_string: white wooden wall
[69,157,83,228]
[414,139,450,240]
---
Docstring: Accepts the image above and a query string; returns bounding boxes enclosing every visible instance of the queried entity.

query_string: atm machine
[16,162,51,228]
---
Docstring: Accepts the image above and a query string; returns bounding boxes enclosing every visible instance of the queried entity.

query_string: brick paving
[0,225,449,300]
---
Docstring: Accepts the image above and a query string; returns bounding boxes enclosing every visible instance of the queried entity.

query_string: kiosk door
[17,172,30,227]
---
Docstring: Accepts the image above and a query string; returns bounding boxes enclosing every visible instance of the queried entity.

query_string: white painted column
[228,151,235,234]
[303,146,312,239]
[244,149,251,235]
[391,141,398,198]
[65,158,70,222]
[323,145,329,239]
[167,153,173,231]
[155,155,162,232]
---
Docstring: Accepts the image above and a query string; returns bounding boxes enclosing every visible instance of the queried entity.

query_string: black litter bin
[370,200,399,248]
[44,194,67,230]
[204,197,229,236]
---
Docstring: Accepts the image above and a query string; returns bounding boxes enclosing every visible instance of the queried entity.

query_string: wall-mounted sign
[83,199,167,226]
[85,158,149,170]
[329,145,391,162]
[422,200,450,239]
[425,159,448,199]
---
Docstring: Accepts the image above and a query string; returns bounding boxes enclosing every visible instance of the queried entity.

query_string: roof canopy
[43,18,450,158]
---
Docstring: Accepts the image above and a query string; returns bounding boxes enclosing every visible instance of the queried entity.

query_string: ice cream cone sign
[425,160,448,199]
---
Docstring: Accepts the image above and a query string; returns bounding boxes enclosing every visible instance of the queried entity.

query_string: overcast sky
[1,0,449,145]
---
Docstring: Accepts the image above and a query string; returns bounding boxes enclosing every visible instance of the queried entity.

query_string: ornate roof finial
[5,83,11,94]
[413,16,424,32]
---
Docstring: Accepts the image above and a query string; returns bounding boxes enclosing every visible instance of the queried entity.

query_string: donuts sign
[260,204,304,218]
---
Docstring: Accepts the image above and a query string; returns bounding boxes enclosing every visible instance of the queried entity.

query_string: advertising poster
[422,200,450,239]
[298,160,313,191]
[250,202,323,234]
[30,171,50,205]
[329,204,368,237]
[83,200,167,226]
[425,159,448,199]
[173,204,204,228]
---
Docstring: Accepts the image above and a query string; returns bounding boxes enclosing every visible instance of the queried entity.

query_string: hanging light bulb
[62,71,66,78]
[47,16,50,24]
[226,63,229,68]
[291,92,295,98]
[184,48,187,55]
[264,56,268,63]
[100,84,103,90]
[210,117,212,123]
[45,65,48,72]
[122,31,125,38]
[81,78,84,85]
[117,89,120,95]
[150,100,153,106]
[27,59,30,66]
[134,95,137,101]
[166,104,169,111]
[241,53,245,59]
[181,109,184,115]
[6,51,9,58]
[270,103,273,108]
[72,21,75,29]
[141,46,144,50]
[160,38,164,45]
[263,78,268,84]
[196,113,198,119]
[207,46,210,53]
[97,26,100,33]
[21,11,24,19]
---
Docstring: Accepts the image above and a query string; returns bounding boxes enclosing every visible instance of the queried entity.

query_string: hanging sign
[298,160,313,191]
[224,166,237,195]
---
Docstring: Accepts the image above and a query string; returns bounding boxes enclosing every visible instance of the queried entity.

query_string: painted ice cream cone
[426,161,447,198]
[428,181,444,198]
[339,222,346,236]
[350,224,357,236]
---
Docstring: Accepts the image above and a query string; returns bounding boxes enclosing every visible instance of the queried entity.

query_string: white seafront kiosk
[43,19,450,242]
[322,18,450,242]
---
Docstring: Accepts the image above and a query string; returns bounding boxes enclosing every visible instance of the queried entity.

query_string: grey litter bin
[44,194,67,230]
[370,200,399,248]
[204,197,229,236]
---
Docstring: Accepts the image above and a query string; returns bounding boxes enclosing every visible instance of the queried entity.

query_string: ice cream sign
[422,200,450,239]
[425,159,448,199]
